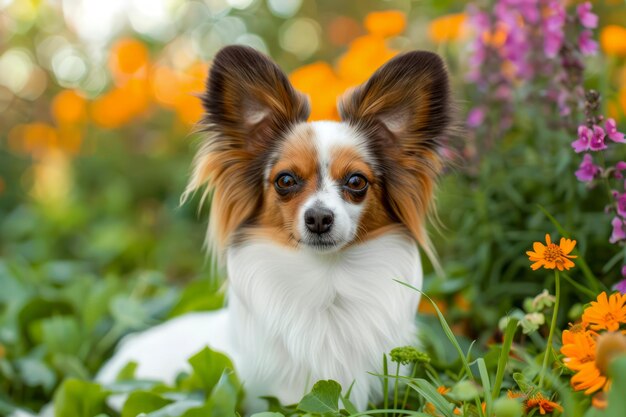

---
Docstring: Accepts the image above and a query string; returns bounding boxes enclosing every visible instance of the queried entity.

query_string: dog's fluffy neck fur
[227,230,422,410]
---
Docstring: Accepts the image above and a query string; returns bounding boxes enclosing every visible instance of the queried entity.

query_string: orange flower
[582,292,626,332]
[600,25,626,57]
[526,234,576,271]
[525,393,563,415]
[436,385,450,395]
[561,328,608,394]
[51,90,87,125]
[108,38,149,81]
[364,10,406,38]
[428,13,467,43]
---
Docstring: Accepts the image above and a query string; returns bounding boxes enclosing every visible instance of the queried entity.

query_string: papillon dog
[97,45,451,412]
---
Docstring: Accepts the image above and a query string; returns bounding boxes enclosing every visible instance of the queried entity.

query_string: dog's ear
[339,50,450,150]
[203,45,310,153]
[184,46,309,256]
[339,51,451,260]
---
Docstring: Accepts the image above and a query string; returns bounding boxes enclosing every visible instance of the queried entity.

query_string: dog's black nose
[304,207,334,234]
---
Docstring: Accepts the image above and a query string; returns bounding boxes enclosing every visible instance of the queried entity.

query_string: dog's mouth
[298,235,342,252]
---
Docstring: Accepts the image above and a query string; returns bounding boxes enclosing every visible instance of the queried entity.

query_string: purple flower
[575,153,600,182]
[610,216,626,243]
[606,118,626,143]
[579,30,598,56]
[577,2,598,29]
[614,279,626,294]
[467,107,485,128]
[615,162,626,179]
[617,193,626,218]
[589,125,607,151]
[543,2,566,58]
[572,125,592,152]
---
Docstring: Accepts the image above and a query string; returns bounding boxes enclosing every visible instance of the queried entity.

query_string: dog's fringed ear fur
[183,45,310,255]
[339,51,451,267]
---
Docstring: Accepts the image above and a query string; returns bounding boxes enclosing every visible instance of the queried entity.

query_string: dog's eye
[345,174,368,192]
[275,172,298,194]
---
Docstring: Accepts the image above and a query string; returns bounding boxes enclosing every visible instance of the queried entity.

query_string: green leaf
[168,280,224,317]
[116,361,138,381]
[491,317,518,400]
[407,379,454,417]
[250,413,285,417]
[205,369,240,416]
[110,295,149,330]
[477,359,492,417]
[16,357,56,392]
[40,316,82,356]
[182,346,234,393]
[394,280,474,380]
[297,380,342,414]
[122,391,173,417]
[53,378,108,417]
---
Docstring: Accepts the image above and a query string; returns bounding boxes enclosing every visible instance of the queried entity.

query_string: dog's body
[97,46,451,412]
[98,230,421,410]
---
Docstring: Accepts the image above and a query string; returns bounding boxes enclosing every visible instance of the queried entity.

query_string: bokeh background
[2,0,626,414]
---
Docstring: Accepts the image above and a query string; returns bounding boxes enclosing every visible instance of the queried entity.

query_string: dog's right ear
[184,46,309,256]
[202,45,310,153]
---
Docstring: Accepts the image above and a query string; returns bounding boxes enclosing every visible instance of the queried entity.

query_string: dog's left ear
[339,51,452,254]
[339,50,450,151]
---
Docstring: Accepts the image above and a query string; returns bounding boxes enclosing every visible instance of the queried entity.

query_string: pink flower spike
[572,125,592,153]
[610,216,626,243]
[577,2,598,29]
[622,265,626,278]
[589,125,607,151]
[575,153,600,182]
[579,30,598,56]
[606,118,626,143]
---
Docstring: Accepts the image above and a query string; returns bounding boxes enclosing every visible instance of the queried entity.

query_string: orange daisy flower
[561,329,608,394]
[526,234,577,271]
[525,393,563,415]
[582,292,626,332]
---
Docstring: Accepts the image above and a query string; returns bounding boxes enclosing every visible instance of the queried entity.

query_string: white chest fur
[226,232,423,410]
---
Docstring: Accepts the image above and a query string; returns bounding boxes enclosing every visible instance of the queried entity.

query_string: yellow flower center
[544,244,563,262]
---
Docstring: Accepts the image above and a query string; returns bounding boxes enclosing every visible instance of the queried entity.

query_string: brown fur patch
[328,146,394,242]
[255,124,319,246]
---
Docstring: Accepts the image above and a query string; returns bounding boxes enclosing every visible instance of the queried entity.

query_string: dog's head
[184,45,451,256]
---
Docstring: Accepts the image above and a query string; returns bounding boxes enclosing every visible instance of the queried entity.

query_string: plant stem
[539,270,560,389]
[383,354,389,417]
[393,362,400,417]
[401,364,419,412]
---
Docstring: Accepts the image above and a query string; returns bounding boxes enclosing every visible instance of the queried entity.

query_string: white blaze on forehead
[309,121,371,170]
[295,121,372,247]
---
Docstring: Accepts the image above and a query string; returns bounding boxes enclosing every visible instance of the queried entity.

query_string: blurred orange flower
[364,10,406,38]
[108,38,150,80]
[289,11,405,121]
[8,122,58,157]
[337,35,398,84]
[290,62,346,121]
[51,90,87,125]
[428,13,467,43]
[600,25,626,57]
